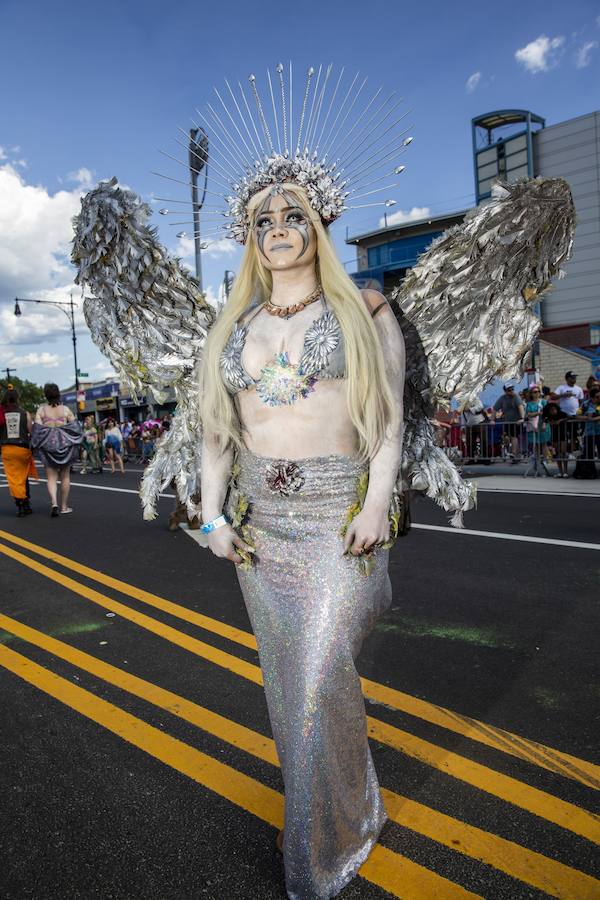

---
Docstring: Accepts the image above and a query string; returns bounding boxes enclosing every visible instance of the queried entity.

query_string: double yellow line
[0,530,599,898]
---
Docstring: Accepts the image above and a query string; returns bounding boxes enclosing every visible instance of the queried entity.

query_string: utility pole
[4,367,17,382]
[15,295,80,395]
[189,127,209,292]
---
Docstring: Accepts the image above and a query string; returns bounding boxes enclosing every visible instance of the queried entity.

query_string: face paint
[255,191,277,258]
[254,189,314,262]
[281,192,310,259]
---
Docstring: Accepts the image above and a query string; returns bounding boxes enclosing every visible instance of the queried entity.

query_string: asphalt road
[1,462,599,899]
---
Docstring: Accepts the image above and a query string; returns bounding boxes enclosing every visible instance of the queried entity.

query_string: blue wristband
[200,514,229,534]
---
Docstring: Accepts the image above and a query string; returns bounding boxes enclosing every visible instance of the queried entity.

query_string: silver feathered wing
[392,177,575,525]
[72,177,215,520]
[74,176,575,529]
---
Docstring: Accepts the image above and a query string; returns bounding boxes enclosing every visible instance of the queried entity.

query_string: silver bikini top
[220,295,346,399]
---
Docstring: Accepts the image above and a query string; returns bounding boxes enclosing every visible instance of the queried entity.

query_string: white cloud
[0,163,84,295]
[205,237,237,258]
[0,145,27,168]
[575,40,598,68]
[66,167,94,188]
[465,71,481,93]
[378,206,431,228]
[173,234,195,259]
[0,292,88,347]
[173,232,237,260]
[90,360,118,379]
[515,34,565,73]
[4,351,62,369]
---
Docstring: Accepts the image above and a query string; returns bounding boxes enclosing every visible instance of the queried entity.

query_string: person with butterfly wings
[73,64,575,899]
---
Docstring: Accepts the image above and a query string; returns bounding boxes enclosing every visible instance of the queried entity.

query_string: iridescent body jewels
[255,351,317,406]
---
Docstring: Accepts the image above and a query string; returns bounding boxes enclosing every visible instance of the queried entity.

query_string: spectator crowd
[79,414,172,474]
[2,369,600,523]
[0,380,174,518]
[435,370,600,479]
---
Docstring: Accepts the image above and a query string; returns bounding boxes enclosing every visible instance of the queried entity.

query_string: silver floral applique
[220,324,253,392]
[265,460,305,496]
[298,311,341,375]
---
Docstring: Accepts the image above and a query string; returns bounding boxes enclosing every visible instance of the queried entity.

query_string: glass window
[505,134,527,155]
[506,164,529,182]
[477,147,497,167]
[478,176,495,195]
[368,232,443,271]
[478,161,498,180]
[367,244,388,268]
[506,149,528,170]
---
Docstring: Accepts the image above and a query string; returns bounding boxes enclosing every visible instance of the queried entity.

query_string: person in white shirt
[554,371,584,416]
[553,371,584,458]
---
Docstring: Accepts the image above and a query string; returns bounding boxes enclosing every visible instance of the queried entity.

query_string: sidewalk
[462,463,600,495]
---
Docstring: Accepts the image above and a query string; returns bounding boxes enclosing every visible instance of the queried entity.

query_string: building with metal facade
[347,108,599,357]
[346,209,468,294]
[533,111,600,331]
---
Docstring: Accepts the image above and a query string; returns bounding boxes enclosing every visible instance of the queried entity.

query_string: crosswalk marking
[0,611,597,899]
[1,538,598,847]
[0,528,597,791]
[0,643,481,900]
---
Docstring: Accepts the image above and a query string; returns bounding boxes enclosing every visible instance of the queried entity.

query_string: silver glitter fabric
[227,447,392,900]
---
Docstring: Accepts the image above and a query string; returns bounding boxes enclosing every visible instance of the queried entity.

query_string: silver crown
[156,63,413,244]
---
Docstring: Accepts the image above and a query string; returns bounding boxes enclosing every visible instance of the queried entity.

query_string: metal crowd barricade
[441,419,599,477]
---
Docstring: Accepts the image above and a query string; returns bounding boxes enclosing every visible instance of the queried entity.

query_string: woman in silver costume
[199,182,405,899]
[72,62,574,900]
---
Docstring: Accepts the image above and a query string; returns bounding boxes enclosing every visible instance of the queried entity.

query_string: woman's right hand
[207,523,254,566]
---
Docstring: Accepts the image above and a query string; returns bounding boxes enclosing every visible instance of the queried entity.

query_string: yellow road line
[361,677,600,792]
[1,528,597,791]
[1,612,597,900]
[0,542,262,686]
[2,540,599,845]
[0,643,479,900]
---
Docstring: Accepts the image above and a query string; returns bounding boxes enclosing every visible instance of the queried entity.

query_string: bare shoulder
[360,288,391,317]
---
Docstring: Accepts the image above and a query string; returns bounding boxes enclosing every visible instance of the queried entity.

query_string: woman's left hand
[343,505,390,556]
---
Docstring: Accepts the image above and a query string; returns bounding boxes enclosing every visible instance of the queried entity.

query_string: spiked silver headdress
[156,63,413,244]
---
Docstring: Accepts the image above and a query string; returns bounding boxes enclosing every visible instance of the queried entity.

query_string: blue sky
[1,0,599,389]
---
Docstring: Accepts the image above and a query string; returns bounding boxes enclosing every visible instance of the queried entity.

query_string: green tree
[0,376,45,412]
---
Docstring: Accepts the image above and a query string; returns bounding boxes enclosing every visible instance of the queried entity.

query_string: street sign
[77,371,89,377]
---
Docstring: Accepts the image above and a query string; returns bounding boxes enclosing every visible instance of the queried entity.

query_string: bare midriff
[234,378,359,459]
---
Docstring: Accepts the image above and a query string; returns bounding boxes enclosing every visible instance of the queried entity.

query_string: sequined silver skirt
[228,446,392,899]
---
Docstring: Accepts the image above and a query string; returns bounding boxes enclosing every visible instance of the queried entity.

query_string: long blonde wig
[199,183,395,461]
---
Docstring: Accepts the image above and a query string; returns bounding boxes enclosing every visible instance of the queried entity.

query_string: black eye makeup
[286,209,306,223]
[253,193,313,259]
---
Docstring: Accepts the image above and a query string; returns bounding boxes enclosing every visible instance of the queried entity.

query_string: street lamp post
[189,127,209,292]
[14,293,80,396]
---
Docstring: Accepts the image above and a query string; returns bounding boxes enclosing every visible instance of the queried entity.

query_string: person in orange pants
[0,386,38,516]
